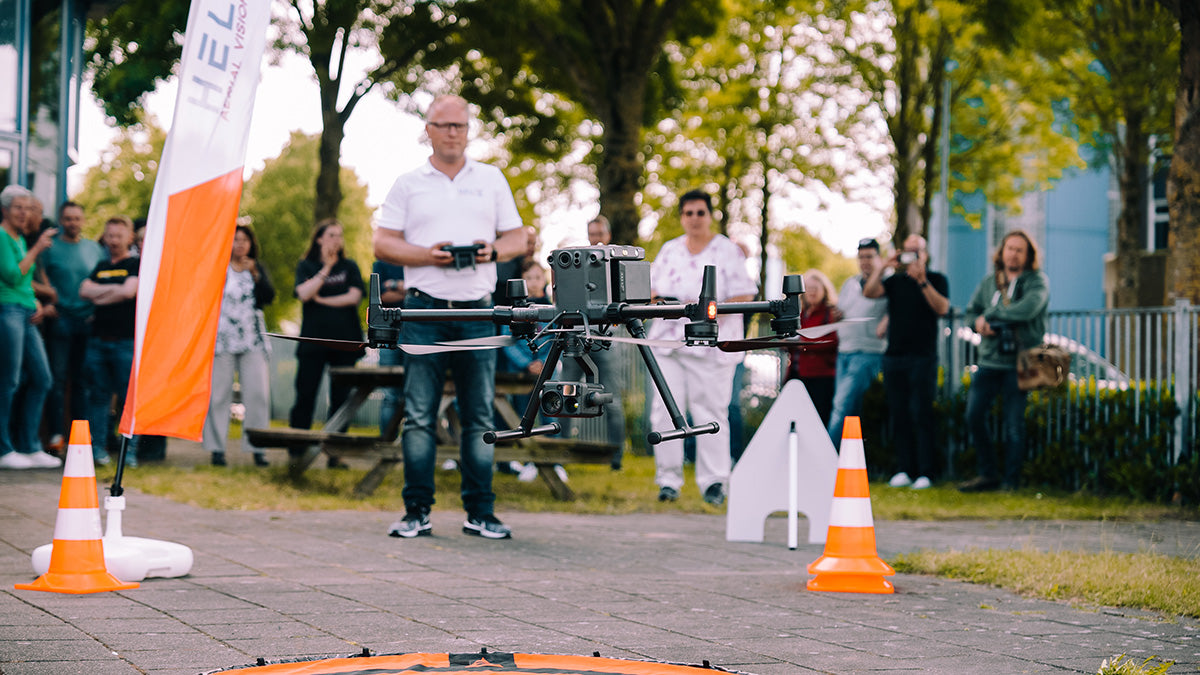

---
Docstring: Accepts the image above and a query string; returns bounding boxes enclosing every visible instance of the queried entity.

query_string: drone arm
[483,338,565,444]
[625,318,720,446]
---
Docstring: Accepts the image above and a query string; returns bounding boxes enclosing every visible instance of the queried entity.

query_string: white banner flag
[120,0,270,439]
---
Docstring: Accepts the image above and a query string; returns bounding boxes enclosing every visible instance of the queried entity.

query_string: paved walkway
[1,441,1197,675]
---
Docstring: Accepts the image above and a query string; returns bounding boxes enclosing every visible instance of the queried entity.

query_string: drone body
[275,245,860,447]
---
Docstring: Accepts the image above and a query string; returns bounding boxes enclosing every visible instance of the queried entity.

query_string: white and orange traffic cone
[15,420,139,594]
[806,416,895,594]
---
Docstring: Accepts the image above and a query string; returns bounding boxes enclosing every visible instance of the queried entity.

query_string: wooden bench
[245,366,618,499]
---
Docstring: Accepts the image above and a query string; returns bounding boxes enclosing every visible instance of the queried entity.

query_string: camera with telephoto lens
[539,381,612,418]
[989,320,1019,355]
[899,251,918,265]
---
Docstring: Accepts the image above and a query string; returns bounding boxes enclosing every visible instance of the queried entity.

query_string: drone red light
[706,301,717,320]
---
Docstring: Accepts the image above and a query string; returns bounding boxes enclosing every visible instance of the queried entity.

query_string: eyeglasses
[428,121,468,132]
[681,210,709,217]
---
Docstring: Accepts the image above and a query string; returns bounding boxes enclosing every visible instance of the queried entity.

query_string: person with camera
[863,233,949,490]
[958,230,1049,492]
[374,95,527,540]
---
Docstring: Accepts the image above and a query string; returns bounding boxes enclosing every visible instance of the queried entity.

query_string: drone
[275,245,852,447]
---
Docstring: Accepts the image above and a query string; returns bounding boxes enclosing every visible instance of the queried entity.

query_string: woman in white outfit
[203,225,275,467]
[646,189,757,505]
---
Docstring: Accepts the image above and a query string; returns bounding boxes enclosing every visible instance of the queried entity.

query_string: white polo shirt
[377,159,522,301]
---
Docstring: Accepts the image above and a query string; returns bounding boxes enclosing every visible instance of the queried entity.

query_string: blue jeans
[966,365,1028,486]
[45,313,92,438]
[882,353,938,479]
[0,304,52,456]
[378,346,404,437]
[83,337,134,461]
[827,352,882,445]
[400,293,497,516]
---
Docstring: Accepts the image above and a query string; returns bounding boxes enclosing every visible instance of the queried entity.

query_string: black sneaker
[657,486,679,502]
[462,513,512,539]
[253,453,269,467]
[703,483,726,506]
[211,452,226,467]
[388,511,431,538]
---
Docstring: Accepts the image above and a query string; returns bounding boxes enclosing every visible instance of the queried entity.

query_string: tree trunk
[596,83,647,246]
[312,51,344,224]
[1113,119,1149,308]
[759,168,771,301]
[1168,2,1200,303]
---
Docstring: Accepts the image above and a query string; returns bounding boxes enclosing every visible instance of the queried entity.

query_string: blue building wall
[1042,168,1109,311]
[941,165,1110,313]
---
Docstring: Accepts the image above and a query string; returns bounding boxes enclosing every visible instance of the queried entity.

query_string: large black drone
[278,245,849,446]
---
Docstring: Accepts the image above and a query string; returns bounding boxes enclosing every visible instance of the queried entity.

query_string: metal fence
[941,299,1199,470]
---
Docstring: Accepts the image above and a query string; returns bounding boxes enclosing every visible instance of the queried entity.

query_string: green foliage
[240,131,375,330]
[86,0,190,125]
[1097,654,1175,675]
[72,120,167,234]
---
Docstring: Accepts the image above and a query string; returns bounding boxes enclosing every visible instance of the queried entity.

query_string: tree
[824,0,1084,241]
[1031,0,1178,308]
[241,131,374,330]
[1157,0,1200,304]
[73,120,167,233]
[643,0,886,293]
[456,0,724,245]
[85,0,457,224]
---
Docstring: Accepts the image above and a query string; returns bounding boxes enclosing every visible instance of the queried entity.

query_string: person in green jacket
[958,230,1049,492]
[0,185,60,470]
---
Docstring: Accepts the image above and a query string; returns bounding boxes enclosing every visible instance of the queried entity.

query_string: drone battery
[615,260,651,304]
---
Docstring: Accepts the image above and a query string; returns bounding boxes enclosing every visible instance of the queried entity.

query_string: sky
[70,52,890,258]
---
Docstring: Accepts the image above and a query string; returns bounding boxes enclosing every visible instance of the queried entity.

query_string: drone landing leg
[483,339,563,444]
[625,318,719,445]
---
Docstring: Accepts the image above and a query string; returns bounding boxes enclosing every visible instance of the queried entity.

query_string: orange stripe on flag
[119,169,242,440]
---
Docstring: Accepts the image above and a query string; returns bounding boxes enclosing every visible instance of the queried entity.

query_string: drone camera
[441,243,485,270]
[549,245,651,317]
[539,381,611,418]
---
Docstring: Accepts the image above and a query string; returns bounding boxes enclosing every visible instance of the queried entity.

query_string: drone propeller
[267,333,516,355]
[587,334,684,350]
[714,319,872,353]
[267,333,369,353]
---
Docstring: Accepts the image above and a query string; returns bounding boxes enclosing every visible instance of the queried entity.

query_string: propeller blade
[400,343,503,355]
[436,335,517,348]
[796,318,872,339]
[266,333,368,353]
[588,334,683,350]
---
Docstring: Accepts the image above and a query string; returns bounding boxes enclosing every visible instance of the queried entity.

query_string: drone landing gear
[629,318,719,446]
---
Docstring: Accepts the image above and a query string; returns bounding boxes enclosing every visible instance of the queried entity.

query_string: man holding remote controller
[863,233,949,492]
[374,95,528,540]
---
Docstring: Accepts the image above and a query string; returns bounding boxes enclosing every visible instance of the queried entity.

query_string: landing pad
[209,650,748,674]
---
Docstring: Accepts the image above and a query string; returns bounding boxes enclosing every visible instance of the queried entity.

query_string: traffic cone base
[806,416,894,594]
[14,420,139,594]
[807,574,895,594]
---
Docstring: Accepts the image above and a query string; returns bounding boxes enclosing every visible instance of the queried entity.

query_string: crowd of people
[0,93,1049,539]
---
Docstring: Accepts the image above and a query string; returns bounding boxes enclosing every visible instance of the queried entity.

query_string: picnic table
[244,366,618,500]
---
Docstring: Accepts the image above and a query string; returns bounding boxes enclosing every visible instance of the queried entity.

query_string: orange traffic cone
[806,416,894,594]
[15,420,139,594]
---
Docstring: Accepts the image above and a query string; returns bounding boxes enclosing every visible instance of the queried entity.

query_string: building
[1,0,90,207]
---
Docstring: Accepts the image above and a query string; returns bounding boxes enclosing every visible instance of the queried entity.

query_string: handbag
[1016,344,1071,391]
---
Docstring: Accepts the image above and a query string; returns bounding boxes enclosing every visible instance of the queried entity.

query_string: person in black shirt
[78,216,140,466]
[288,220,365,458]
[863,233,949,490]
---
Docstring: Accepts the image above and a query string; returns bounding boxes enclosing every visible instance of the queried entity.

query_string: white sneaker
[440,458,458,471]
[553,465,569,483]
[910,476,932,490]
[26,451,63,469]
[888,471,912,488]
[0,452,36,470]
[517,462,538,482]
